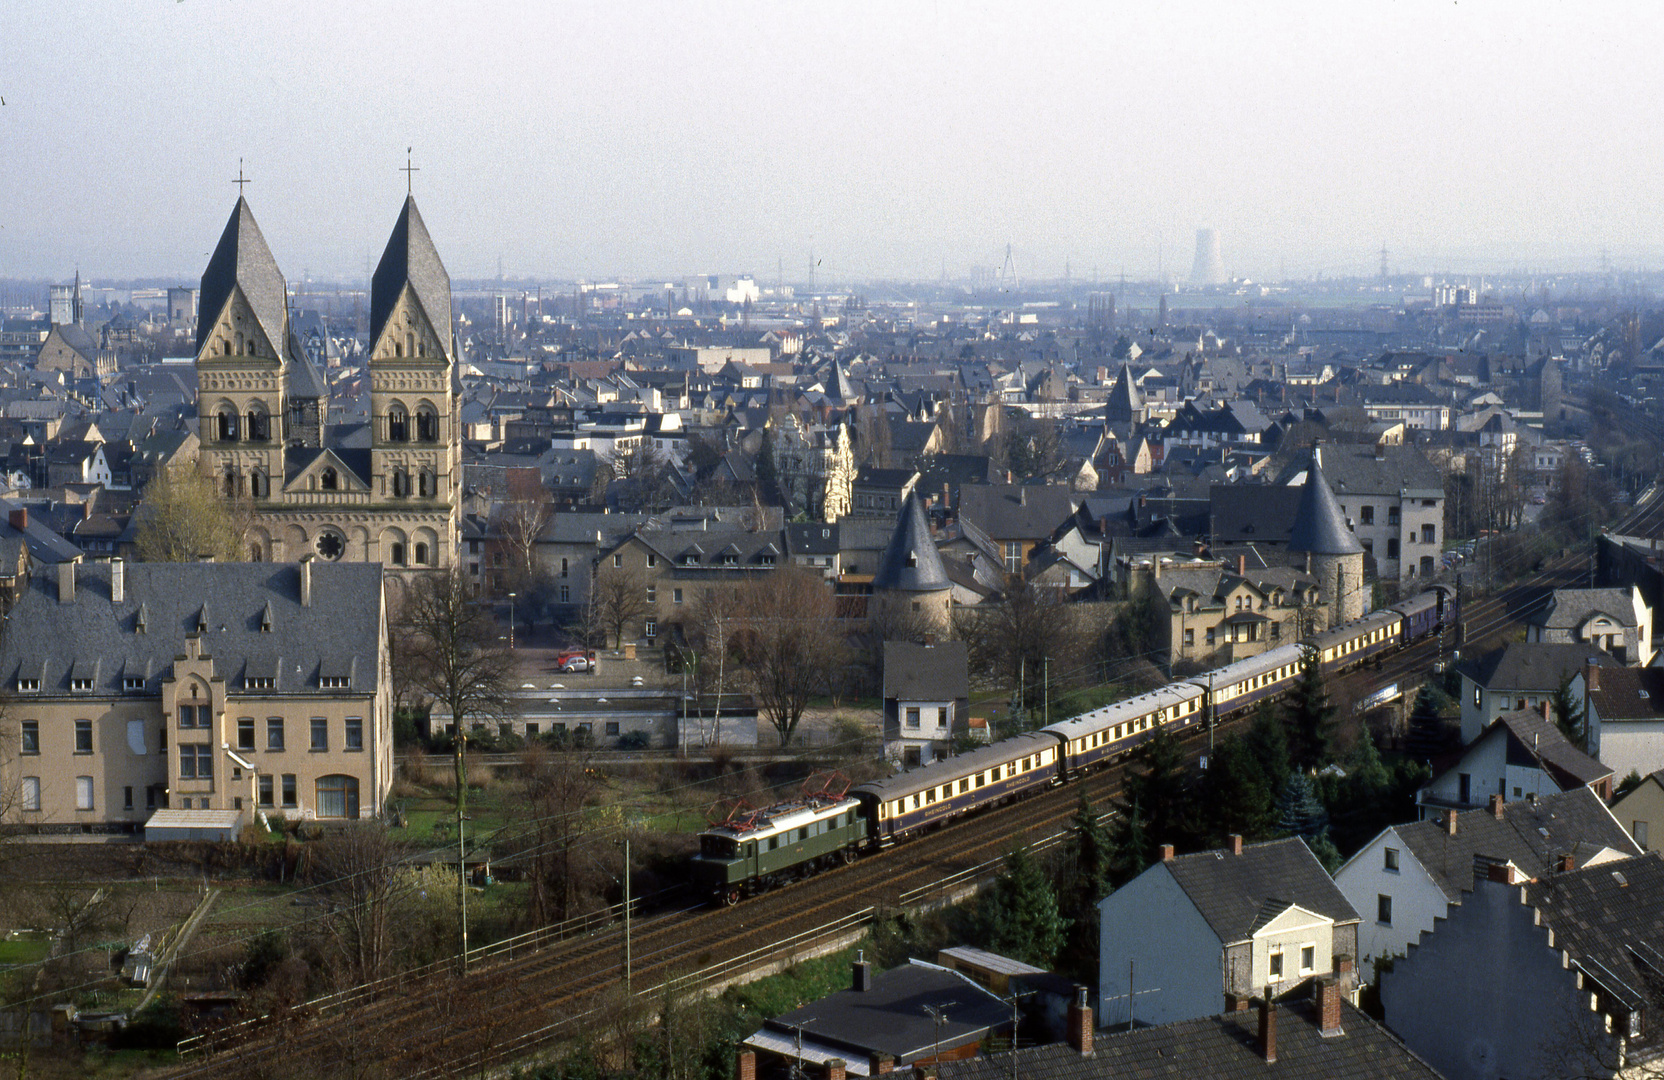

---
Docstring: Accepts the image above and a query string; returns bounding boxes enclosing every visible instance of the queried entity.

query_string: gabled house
[1419,706,1614,817]
[1457,642,1614,743]
[1335,786,1640,969]
[956,483,1079,575]
[1524,585,1654,667]
[1587,664,1664,783]
[1610,770,1664,852]
[882,640,970,766]
[1381,852,1664,1080]
[1098,836,1361,1029]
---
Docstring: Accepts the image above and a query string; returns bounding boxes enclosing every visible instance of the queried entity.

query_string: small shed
[143,808,245,843]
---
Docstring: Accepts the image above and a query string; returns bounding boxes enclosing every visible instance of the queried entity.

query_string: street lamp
[507,591,517,649]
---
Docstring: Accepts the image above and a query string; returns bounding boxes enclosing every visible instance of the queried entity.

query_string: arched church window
[250,471,266,498]
[418,469,434,498]
[320,468,338,491]
[406,332,416,358]
[390,542,406,566]
[217,409,239,442]
[414,542,430,566]
[388,408,409,442]
[392,470,409,498]
[246,409,270,442]
[224,469,238,497]
[416,407,439,442]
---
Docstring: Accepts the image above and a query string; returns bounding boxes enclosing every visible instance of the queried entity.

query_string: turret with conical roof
[1105,362,1143,424]
[1288,446,1365,625]
[871,493,953,629]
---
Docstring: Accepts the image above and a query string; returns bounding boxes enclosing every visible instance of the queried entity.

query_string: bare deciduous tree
[397,568,515,740]
[491,466,553,595]
[594,562,651,648]
[311,823,409,988]
[519,742,604,926]
[134,465,252,563]
[731,567,843,746]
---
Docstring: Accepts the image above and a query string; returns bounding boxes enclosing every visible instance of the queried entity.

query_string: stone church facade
[193,195,461,575]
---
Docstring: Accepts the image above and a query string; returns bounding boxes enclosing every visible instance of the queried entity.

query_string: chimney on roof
[1490,793,1505,818]
[826,1059,846,1080]
[1258,998,1278,1063]
[299,554,314,608]
[869,1053,894,1075]
[57,559,77,603]
[1159,843,1175,862]
[1375,441,1386,461]
[1314,977,1345,1037]
[1586,660,1600,693]
[1225,992,1252,1012]
[1067,986,1094,1055]
[1445,810,1458,837]
[1541,699,1552,722]
[852,951,872,992]
[1486,861,1519,885]
[736,1050,756,1080]
[7,507,25,531]
[1559,852,1576,873]
[110,557,124,604]
[1230,833,1243,856]
[1237,555,1246,577]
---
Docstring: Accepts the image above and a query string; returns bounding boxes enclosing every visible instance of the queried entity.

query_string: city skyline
[5,1,1662,283]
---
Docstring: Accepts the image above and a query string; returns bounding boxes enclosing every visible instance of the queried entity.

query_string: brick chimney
[7,507,25,531]
[1559,853,1576,873]
[869,1053,894,1075]
[1258,998,1278,1063]
[1586,661,1600,692]
[1237,554,1246,576]
[1486,861,1518,885]
[1314,977,1344,1037]
[1489,793,1504,819]
[826,1059,846,1080]
[1067,986,1093,1055]
[1541,700,1552,722]
[1229,833,1243,856]
[1444,810,1458,837]
[1159,843,1175,862]
[736,1050,756,1080]
[1224,992,1252,1012]
[852,951,872,992]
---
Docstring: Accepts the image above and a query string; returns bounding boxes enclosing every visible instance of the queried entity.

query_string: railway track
[163,547,1602,1079]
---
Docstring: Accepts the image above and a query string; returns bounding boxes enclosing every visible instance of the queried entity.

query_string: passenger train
[690,586,1452,903]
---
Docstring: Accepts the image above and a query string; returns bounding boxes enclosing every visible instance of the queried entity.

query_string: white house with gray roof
[1525,585,1653,667]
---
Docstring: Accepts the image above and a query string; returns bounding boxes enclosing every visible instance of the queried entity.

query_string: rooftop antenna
[402,147,419,195]
[231,158,251,195]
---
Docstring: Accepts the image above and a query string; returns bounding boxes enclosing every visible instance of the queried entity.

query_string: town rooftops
[1526,586,1644,631]
[1161,836,1360,946]
[1388,787,1640,905]
[1588,667,1664,721]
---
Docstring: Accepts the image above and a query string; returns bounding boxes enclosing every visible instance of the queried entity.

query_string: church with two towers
[192,194,461,574]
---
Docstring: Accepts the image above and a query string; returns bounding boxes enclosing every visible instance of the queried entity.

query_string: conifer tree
[1057,794,1113,981]
[1551,673,1587,750]
[1283,644,1337,770]
[1196,735,1275,845]
[1245,701,1292,794]
[973,847,1066,968]
[1112,728,1195,869]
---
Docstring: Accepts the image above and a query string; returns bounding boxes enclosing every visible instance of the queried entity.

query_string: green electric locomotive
[689,779,869,905]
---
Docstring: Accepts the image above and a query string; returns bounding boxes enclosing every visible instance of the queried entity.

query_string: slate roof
[371,196,451,351]
[1457,641,1614,693]
[786,521,840,556]
[287,352,330,400]
[882,640,969,701]
[760,960,1008,1066]
[1210,483,1304,545]
[1286,450,1362,556]
[957,483,1079,542]
[1391,786,1640,904]
[1162,837,1360,946]
[872,493,951,592]
[1527,587,1642,631]
[1527,851,1664,1021]
[1588,666,1664,722]
[197,197,288,356]
[940,1000,1443,1080]
[0,560,383,696]
[1278,442,1444,500]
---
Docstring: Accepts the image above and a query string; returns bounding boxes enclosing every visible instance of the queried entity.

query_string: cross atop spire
[232,158,251,195]
[401,148,419,195]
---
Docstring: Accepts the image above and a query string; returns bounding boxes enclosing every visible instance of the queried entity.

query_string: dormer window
[245,677,276,690]
[761,553,776,566]
[70,678,93,692]
[17,678,39,692]
[320,676,350,689]
[722,554,738,566]
[123,677,145,691]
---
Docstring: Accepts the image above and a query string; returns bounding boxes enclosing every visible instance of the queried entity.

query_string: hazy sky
[4,1,1662,285]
